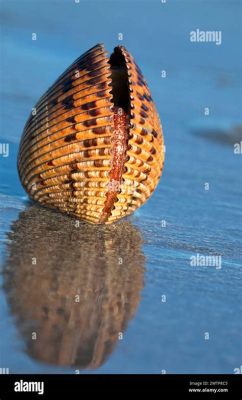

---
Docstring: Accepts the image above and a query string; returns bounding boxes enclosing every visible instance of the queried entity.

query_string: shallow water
[0,0,242,374]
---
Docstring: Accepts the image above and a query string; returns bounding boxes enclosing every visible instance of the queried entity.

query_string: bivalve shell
[18,43,165,224]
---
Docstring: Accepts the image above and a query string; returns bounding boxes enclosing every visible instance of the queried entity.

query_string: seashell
[4,205,145,368]
[18,44,165,224]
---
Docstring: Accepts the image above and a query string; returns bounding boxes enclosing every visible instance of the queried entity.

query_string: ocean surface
[0,0,241,374]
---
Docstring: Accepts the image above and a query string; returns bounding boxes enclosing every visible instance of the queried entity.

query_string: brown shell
[18,43,165,224]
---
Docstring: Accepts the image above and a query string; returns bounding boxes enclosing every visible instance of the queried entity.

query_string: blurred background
[0,0,241,373]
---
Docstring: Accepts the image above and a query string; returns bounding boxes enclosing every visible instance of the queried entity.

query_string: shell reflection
[3,206,145,369]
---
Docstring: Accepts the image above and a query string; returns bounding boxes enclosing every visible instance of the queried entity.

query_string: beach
[0,0,241,373]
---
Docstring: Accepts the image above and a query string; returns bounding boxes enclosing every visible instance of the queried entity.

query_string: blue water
[0,0,241,374]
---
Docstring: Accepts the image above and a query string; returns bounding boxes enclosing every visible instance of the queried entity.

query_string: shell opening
[98,47,131,223]
[109,47,130,113]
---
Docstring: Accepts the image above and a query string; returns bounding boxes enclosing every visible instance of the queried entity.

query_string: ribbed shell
[18,44,165,224]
